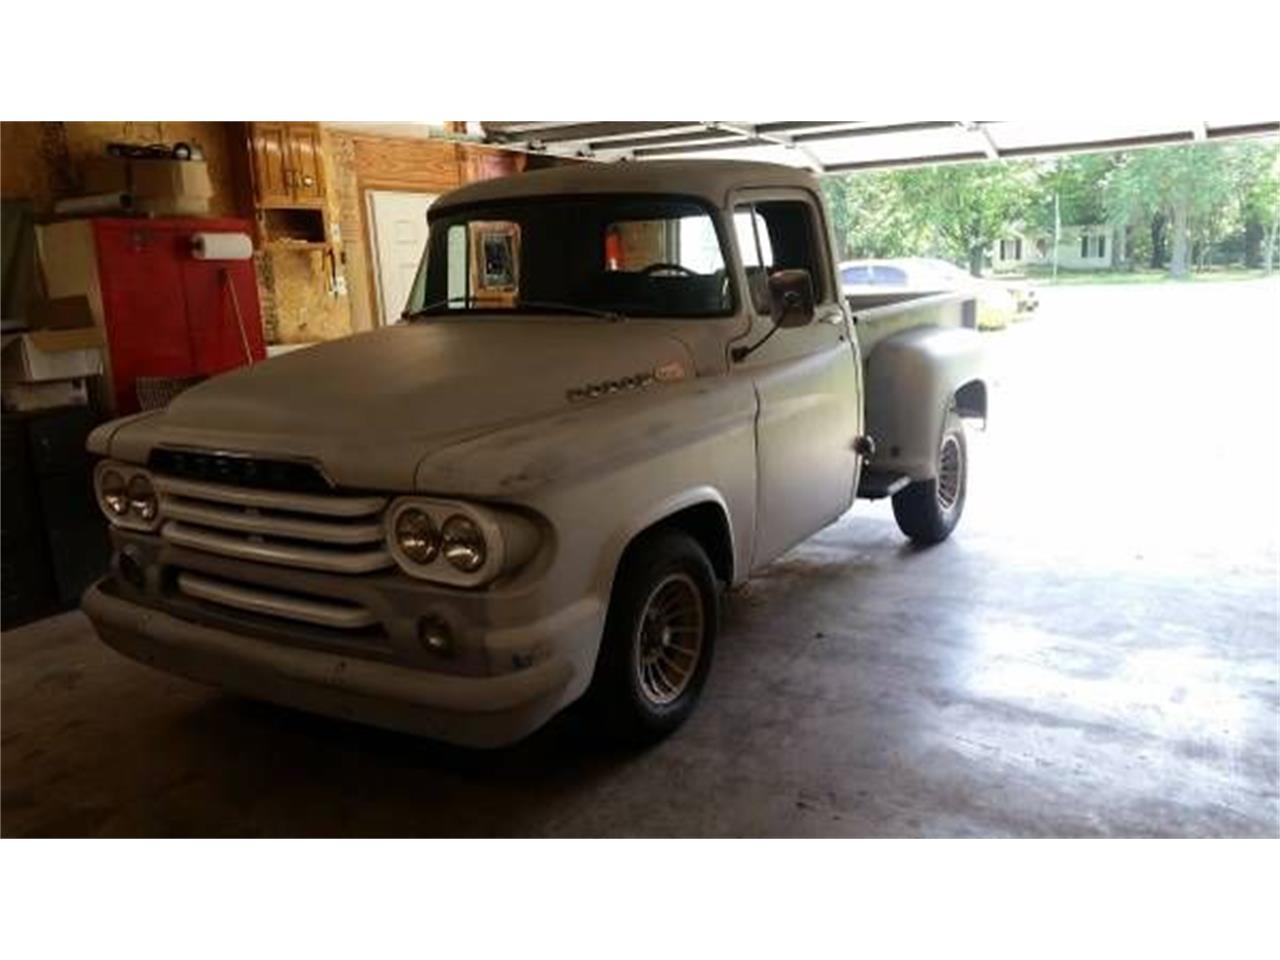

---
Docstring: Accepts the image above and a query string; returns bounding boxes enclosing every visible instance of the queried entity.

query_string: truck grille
[155,475,393,574]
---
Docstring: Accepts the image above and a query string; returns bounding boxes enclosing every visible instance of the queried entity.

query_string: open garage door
[480,120,1280,172]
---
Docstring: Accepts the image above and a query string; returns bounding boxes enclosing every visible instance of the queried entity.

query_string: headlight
[384,497,539,586]
[100,469,128,517]
[94,461,163,531]
[442,514,486,572]
[127,474,158,522]
[395,508,439,564]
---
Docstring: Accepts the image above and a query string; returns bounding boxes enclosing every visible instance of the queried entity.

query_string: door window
[734,198,827,314]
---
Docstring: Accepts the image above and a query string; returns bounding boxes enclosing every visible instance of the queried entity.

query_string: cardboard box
[77,156,213,216]
[135,194,211,216]
[26,295,97,332]
[2,327,104,383]
[81,156,131,194]
[2,378,89,412]
[131,159,213,202]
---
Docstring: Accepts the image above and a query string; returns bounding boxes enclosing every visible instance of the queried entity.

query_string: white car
[840,257,1028,329]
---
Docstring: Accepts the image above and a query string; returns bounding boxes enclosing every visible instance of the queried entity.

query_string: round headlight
[126,474,158,522]
[395,508,439,564]
[100,469,128,516]
[442,514,486,572]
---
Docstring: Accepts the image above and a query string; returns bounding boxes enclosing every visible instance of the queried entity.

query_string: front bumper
[83,582,578,748]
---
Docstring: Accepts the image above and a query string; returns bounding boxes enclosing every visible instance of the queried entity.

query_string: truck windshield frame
[408,193,739,321]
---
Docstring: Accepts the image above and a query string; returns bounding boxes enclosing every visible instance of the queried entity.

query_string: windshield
[405,195,734,320]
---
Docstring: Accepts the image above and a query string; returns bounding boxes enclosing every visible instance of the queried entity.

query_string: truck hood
[106,319,697,490]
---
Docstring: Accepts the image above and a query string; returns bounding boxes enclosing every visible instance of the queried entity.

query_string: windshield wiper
[402,297,473,321]
[403,297,625,323]
[515,300,626,323]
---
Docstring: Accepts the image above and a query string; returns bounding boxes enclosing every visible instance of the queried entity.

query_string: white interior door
[367,190,437,325]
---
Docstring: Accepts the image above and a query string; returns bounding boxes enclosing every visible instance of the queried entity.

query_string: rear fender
[863,326,985,480]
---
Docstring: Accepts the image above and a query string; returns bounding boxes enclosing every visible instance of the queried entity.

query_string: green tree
[820,172,923,260]
[1228,140,1280,269]
[894,161,1037,275]
[1104,144,1236,278]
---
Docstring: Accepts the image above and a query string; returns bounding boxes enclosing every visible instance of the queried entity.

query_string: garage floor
[4,280,1277,837]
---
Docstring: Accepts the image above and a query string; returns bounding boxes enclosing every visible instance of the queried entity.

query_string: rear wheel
[892,409,967,545]
[585,529,718,744]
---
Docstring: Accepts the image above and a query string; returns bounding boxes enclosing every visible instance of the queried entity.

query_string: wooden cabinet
[248,122,327,209]
[287,123,325,204]
[242,122,330,248]
[250,123,293,207]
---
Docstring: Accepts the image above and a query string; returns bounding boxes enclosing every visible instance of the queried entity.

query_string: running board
[857,469,911,500]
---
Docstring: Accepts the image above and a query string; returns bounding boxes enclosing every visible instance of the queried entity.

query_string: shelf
[265,240,329,252]
[258,207,327,247]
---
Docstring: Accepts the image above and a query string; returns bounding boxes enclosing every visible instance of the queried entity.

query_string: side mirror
[768,269,816,328]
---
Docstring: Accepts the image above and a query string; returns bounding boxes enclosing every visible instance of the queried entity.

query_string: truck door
[733,192,863,568]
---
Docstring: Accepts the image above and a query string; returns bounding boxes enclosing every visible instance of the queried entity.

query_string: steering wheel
[640,262,698,277]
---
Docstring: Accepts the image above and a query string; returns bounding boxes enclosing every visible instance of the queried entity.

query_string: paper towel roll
[191,232,253,261]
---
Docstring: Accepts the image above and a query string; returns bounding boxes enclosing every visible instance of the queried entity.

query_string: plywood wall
[1,121,242,215]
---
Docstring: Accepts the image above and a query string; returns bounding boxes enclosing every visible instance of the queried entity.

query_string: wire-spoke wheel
[633,573,705,706]
[936,433,963,513]
[585,529,718,744]
[892,408,968,545]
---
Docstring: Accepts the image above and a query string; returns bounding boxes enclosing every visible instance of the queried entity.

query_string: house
[991,224,1115,272]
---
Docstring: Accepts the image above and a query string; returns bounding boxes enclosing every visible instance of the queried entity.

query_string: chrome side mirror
[768,269,816,328]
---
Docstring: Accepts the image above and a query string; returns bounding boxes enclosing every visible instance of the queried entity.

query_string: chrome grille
[155,476,393,574]
[176,572,378,629]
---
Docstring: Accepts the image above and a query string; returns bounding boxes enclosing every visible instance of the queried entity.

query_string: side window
[841,266,872,285]
[735,198,825,313]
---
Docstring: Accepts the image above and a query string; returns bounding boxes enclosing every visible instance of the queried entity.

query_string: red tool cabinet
[38,217,266,414]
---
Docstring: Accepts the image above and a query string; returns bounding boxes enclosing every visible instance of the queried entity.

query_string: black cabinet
[0,406,109,627]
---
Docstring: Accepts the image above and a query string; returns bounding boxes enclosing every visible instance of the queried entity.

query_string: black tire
[892,409,967,545]
[585,529,719,744]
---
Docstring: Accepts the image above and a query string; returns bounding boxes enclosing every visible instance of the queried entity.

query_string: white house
[991,225,1115,272]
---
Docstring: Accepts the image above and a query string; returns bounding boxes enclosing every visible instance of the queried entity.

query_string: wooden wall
[326,131,528,334]
[1,121,538,343]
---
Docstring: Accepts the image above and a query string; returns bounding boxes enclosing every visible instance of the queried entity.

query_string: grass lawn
[1012,266,1277,286]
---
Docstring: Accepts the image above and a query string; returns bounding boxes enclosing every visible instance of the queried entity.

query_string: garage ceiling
[480,120,1280,173]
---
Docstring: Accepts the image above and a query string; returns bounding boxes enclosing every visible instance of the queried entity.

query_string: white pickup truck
[82,160,986,747]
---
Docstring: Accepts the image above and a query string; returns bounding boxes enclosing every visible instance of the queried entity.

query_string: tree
[894,161,1036,275]
[820,172,923,260]
[1104,144,1236,278]
[1228,140,1280,269]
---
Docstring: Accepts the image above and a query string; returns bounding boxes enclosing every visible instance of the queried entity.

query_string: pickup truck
[82,160,986,748]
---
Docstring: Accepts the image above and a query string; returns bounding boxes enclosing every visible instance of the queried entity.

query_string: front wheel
[584,529,718,744]
[892,410,968,545]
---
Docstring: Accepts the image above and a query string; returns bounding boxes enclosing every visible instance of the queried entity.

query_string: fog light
[118,546,146,589]
[418,616,454,657]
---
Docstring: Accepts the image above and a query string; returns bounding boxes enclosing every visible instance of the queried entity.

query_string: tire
[892,409,968,545]
[585,529,719,744]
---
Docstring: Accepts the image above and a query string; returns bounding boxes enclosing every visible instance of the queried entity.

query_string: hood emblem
[566,362,687,403]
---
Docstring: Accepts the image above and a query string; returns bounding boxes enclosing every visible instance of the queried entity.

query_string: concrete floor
[3,280,1278,837]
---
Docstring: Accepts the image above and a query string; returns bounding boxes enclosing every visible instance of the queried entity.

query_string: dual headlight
[94,461,163,531]
[385,498,538,587]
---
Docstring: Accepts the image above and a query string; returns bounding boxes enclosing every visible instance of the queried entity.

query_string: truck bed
[847,290,977,357]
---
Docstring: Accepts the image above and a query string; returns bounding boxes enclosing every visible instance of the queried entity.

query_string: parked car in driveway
[840,257,1036,329]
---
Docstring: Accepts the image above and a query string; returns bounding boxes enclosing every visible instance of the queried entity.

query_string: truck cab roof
[430,159,822,215]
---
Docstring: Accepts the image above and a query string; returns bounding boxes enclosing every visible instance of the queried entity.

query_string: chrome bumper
[83,582,576,748]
